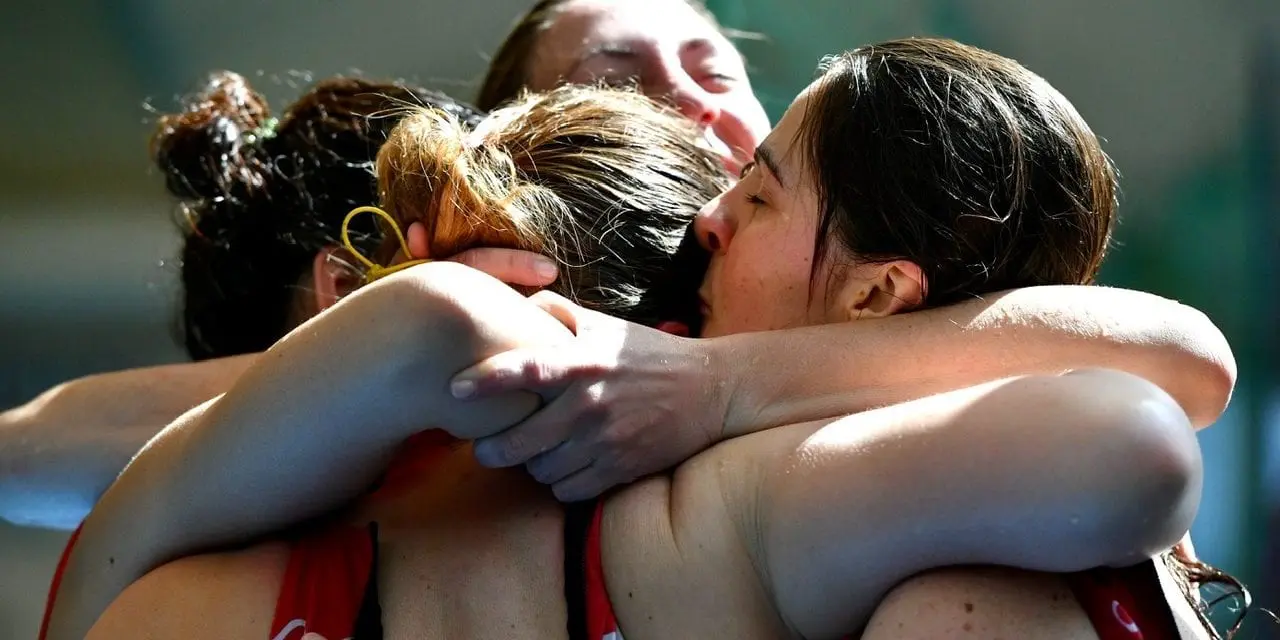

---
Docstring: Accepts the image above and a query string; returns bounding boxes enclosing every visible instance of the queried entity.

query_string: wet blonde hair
[374,84,730,325]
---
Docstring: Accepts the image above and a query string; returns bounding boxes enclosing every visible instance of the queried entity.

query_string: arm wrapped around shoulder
[753,368,1201,638]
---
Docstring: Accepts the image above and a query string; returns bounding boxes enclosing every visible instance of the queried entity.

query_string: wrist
[700,334,745,441]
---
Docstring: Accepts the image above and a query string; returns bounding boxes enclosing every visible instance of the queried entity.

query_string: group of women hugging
[0,0,1262,638]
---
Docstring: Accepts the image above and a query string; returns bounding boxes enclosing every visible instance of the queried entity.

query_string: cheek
[720,234,814,314]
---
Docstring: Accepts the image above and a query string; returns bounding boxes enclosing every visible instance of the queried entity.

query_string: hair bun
[151,71,272,201]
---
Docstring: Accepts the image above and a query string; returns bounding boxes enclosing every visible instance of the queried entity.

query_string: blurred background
[0,0,1275,636]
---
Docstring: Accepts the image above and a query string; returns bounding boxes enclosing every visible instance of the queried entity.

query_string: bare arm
[1,248,559,531]
[722,368,1200,638]
[44,263,571,640]
[715,285,1234,437]
[455,284,1233,501]
[0,355,256,529]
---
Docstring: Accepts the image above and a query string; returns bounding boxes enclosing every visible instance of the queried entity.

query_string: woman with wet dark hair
[42,40,1246,639]
[161,73,487,361]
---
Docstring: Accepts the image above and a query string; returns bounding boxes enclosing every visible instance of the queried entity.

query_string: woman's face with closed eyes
[527,0,771,177]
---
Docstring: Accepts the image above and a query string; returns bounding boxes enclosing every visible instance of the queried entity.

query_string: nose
[694,194,735,253]
[647,70,720,128]
[670,85,720,127]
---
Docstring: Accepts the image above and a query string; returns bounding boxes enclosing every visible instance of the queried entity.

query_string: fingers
[527,290,586,333]
[472,400,582,467]
[451,348,599,399]
[1172,532,1198,562]
[449,248,559,287]
[550,464,612,503]
[407,221,429,259]
[526,441,592,485]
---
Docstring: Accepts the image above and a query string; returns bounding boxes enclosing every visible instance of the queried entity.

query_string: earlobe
[841,261,925,320]
[311,246,364,312]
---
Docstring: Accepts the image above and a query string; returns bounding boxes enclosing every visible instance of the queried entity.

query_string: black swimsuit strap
[563,500,597,640]
[352,522,384,640]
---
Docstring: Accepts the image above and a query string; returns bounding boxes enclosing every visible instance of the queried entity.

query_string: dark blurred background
[1,0,1276,636]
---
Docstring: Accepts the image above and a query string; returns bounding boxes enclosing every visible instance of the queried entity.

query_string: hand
[1171,532,1197,563]
[450,291,728,501]
[447,248,558,287]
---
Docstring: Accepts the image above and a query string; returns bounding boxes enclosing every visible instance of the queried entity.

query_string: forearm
[45,311,422,640]
[0,408,151,530]
[45,265,565,640]
[715,285,1235,438]
[0,356,256,529]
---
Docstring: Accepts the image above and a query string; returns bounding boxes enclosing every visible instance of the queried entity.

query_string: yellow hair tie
[340,206,431,282]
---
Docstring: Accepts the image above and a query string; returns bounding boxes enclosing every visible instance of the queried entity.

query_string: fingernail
[472,441,494,465]
[535,258,558,280]
[451,379,476,399]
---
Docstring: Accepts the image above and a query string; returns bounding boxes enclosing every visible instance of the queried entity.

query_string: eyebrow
[755,146,785,189]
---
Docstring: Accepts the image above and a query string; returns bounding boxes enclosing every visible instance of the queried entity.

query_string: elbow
[368,263,492,350]
[1069,370,1203,564]
[1167,306,1237,428]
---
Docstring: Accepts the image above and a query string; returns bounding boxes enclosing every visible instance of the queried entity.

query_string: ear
[311,246,365,313]
[836,260,926,321]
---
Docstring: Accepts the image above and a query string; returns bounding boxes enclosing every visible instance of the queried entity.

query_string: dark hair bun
[150,71,272,201]
[159,72,488,361]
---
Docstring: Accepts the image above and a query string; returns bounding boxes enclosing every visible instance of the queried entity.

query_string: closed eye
[738,162,766,205]
[700,72,739,91]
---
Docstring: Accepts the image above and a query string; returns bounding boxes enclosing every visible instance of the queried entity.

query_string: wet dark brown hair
[152,72,485,360]
[375,84,730,328]
[475,0,722,111]
[799,37,1115,304]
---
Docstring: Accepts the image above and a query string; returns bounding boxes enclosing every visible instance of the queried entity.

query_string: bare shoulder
[600,422,827,638]
[861,567,1098,640]
[86,542,289,640]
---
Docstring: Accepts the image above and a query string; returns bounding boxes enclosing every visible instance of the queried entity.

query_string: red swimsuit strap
[584,499,622,639]
[1065,562,1182,640]
[37,524,84,640]
[268,525,376,640]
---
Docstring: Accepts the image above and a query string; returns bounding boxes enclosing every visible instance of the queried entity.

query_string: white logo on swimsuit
[602,631,625,640]
[270,618,353,640]
[1110,600,1141,635]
